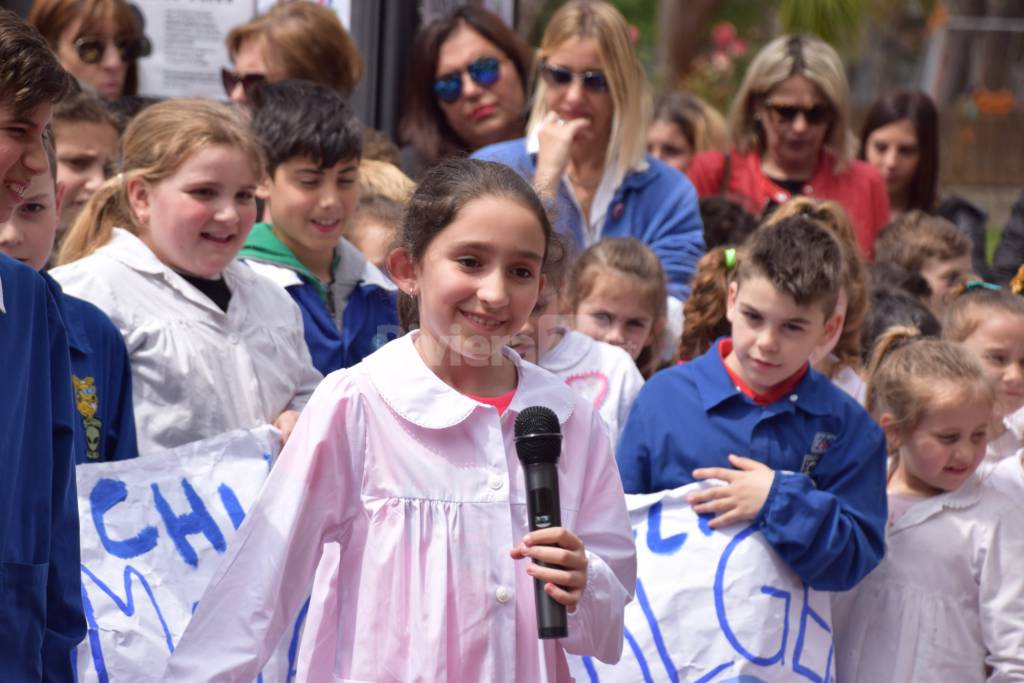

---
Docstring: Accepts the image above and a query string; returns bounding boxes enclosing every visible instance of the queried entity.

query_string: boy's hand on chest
[688,454,776,529]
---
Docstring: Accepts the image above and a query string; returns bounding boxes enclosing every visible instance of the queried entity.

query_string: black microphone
[514,406,568,640]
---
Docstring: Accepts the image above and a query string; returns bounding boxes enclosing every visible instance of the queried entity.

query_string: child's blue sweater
[0,255,85,681]
[617,340,887,591]
[240,223,399,375]
[43,271,138,463]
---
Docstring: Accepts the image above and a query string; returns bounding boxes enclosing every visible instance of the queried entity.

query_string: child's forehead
[279,154,359,173]
[25,171,57,198]
[0,103,52,129]
[53,118,119,144]
[735,274,828,321]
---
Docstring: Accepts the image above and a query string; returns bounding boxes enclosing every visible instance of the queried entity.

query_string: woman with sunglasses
[223,1,362,108]
[29,0,149,100]
[687,34,889,260]
[399,5,531,179]
[474,0,704,302]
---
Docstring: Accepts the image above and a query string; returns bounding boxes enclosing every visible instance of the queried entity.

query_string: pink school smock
[163,332,637,683]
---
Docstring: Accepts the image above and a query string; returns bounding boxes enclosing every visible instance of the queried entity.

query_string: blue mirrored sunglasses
[433,57,502,104]
[539,62,609,93]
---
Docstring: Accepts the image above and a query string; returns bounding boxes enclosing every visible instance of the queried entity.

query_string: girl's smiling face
[959,313,1024,418]
[573,269,657,361]
[127,144,259,278]
[394,194,546,369]
[885,383,991,496]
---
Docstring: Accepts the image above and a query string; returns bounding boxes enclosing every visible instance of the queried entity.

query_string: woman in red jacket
[687,34,889,259]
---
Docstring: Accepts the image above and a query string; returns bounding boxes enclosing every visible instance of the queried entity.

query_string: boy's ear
[820,309,844,345]
[725,281,739,323]
[125,175,150,225]
[387,247,419,296]
[256,174,272,201]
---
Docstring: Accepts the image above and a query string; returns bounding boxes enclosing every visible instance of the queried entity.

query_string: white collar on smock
[889,475,984,535]
[102,227,260,315]
[362,331,575,430]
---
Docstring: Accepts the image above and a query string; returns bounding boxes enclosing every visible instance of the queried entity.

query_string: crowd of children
[2,1,1024,681]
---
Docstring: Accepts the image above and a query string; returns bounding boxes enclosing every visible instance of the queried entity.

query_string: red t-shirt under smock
[464,389,517,415]
[718,338,808,406]
[686,148,890,260]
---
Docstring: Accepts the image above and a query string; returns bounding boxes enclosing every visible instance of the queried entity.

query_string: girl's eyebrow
[449,240,544,262]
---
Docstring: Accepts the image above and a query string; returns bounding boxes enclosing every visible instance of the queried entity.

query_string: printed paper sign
[570,483,836,683]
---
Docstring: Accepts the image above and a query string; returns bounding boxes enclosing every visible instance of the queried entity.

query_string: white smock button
[488,474,504,491]
[495,586,512,604]
[789,394,799,402]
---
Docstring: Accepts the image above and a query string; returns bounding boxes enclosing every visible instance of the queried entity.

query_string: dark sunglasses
[540,62,609,93]
[433,56,502,104]
[763,102,833,126]
[221,69,268,99]
[73,35,150,65]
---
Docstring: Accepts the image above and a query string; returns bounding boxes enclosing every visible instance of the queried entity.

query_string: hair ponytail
[678,246,737,361]
[57,176,135,265]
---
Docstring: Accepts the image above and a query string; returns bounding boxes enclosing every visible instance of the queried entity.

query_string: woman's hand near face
[534,111,590,200]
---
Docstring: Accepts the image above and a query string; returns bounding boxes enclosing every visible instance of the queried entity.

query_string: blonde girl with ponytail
[831,326,1024,682]
[52,98,322,455]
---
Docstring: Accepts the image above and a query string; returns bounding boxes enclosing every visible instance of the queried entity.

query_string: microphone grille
[515,406,560,439]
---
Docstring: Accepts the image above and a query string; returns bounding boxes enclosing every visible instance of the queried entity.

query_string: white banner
[570,483,836,683]
[73,426,300,682]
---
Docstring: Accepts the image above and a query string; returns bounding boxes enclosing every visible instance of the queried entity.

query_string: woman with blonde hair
[29,0,150,99]
[474,0,704,301]
[687,34,889,259]
[222,1,363,107]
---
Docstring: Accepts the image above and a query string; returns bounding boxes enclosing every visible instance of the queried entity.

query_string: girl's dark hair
[394,158,552,332]
[861,289,940,364]
[400,6,532,168]
[859,90,939,212]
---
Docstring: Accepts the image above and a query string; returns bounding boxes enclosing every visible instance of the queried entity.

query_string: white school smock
[987,405,1024,463]
[163,332,637,683]
[981,452,1024,499]
[51,228,322,455]
[538,328,644,443]
[831,476,1024,682]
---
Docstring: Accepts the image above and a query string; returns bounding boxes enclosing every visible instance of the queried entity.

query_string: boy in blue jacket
[0,131,137,463]
[239,80,399,374]
[617,216,887,591]
[0,9,83,679]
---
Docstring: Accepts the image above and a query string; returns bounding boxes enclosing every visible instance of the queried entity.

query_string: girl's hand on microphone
[511,527,588,612]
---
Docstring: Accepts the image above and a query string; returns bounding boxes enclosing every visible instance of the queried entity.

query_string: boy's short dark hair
[0,9,73,114]
[54,89,121,133]
[250,79,362,175]
[736,215,842,316]
[874,210,970,273]
[699,196,758,249]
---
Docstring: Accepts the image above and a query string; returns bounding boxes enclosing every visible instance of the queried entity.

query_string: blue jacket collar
[691,339,838,416]
[363,332,575,430]
[41,270,91,354]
